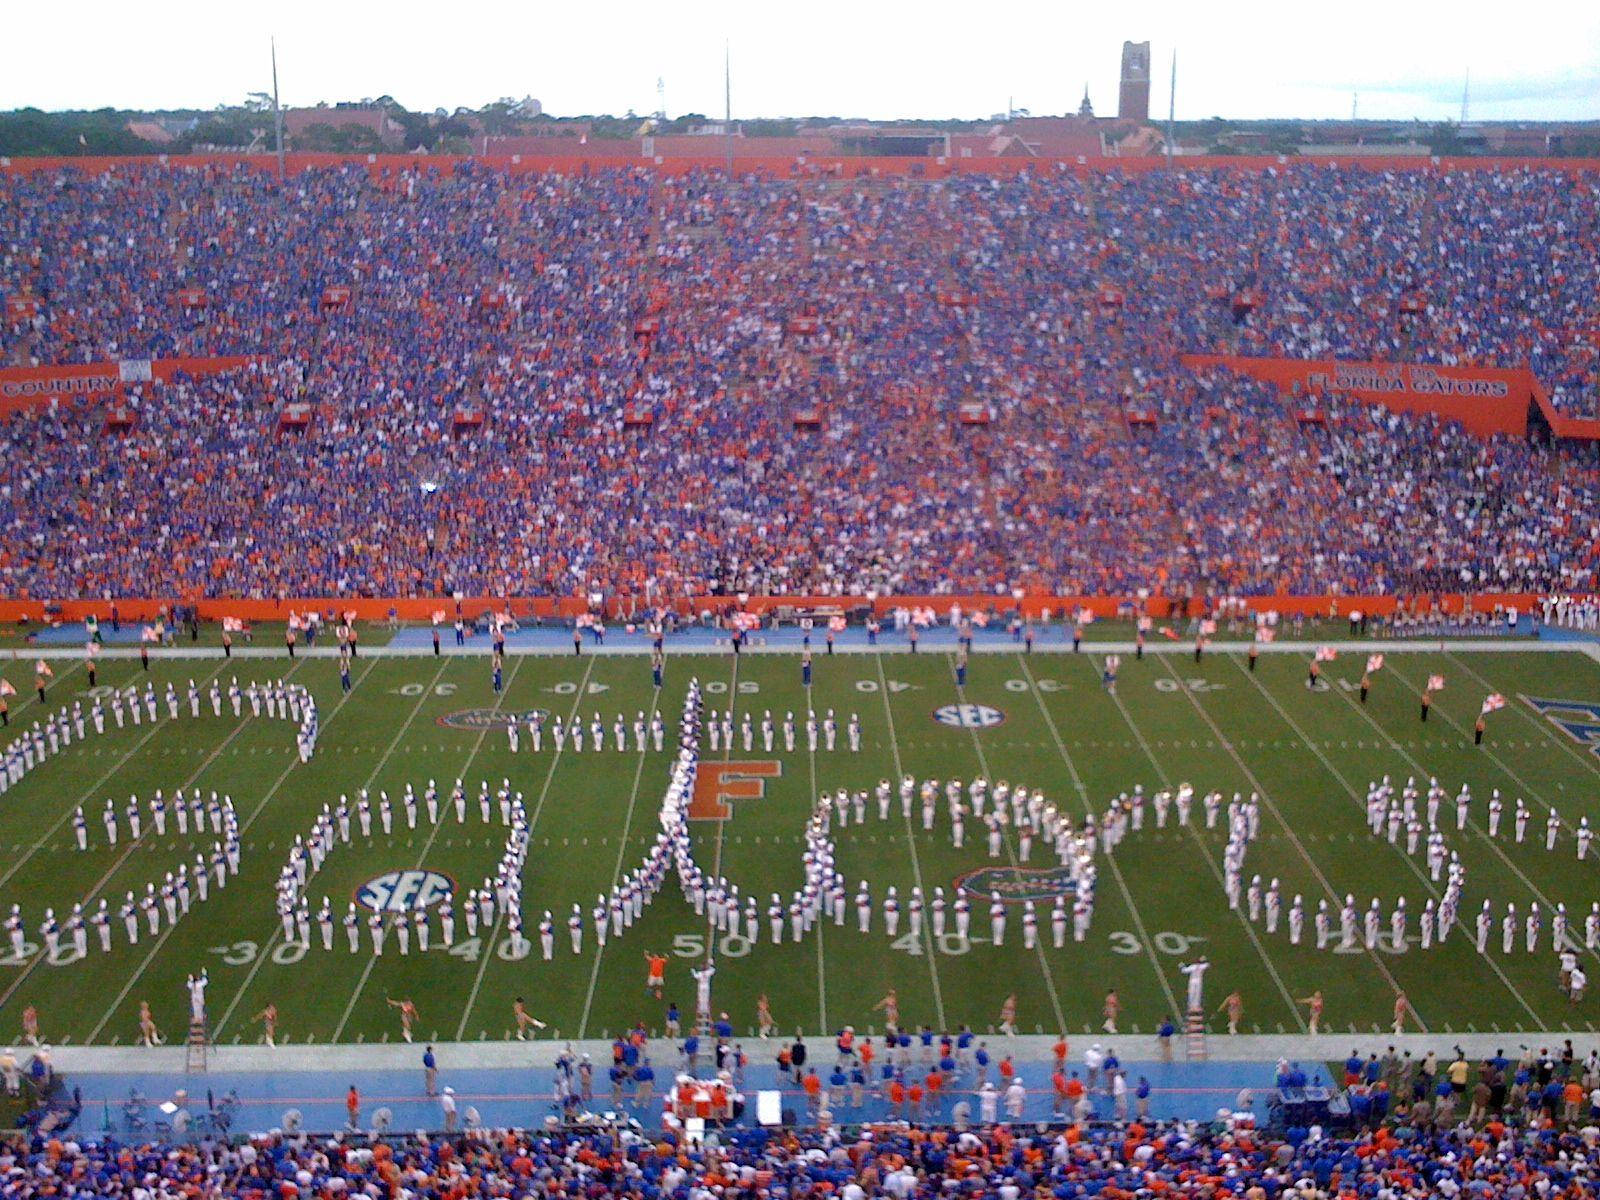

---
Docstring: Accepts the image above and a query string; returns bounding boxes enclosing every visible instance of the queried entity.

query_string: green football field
[1,640,1599,1048]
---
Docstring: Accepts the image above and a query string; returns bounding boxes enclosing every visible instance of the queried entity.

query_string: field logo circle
[955,865,1075,904]
[356,870,455,913]
[933,703,1005,729]
[438,708,542,730]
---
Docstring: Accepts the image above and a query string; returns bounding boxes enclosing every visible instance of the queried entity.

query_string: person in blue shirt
[974,1042,991,1084]
[682,1034,699,1073]
[1344,1051,1363,1084]
[828,1065,848,1109]
[1102,1049,1120,1093]
[1158,1018,1175,1060]
[714,1014,733,1042]
[801,654,812,688]
[1136,1076,1152,1119]
[633,1061,655,1109]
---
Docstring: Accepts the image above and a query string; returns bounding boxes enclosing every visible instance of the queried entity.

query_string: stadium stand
[9,1110,1600,1199]
[2,160,1599,602]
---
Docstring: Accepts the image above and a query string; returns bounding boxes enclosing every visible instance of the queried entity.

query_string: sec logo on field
[932,703,1005,729]
[438,708,541,730]
[357,870,455,913]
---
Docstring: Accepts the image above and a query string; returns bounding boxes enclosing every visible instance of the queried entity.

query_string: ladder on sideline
[1184,1008,1208,1061]
[185,1020,208,1074]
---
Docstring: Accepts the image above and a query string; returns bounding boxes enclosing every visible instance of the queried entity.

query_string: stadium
[4,5,1600,1191]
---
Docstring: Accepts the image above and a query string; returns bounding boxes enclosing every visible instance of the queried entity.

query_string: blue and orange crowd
[9,1114,1600,1199]
[3,161,1599,601]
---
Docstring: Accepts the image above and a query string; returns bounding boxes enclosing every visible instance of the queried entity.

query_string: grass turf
[0,642,1596,1047]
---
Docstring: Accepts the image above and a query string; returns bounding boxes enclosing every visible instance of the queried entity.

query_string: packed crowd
[15,1103,1600,1200]
[3,162,1599,600]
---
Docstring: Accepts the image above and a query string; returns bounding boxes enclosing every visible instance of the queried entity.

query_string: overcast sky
[5,0,1598,123]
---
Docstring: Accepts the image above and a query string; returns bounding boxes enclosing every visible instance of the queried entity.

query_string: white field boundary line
[46,1026,1600,1073]
[1152,654,1426,1031]
[946,654,1068,1035]
[201,657,428,1041]
[83,656,332,1043]
[14,637,1588,662]
[871,652,946,1030]
[0,659,239,1010]
[1086,655,1308,1033]
[574,680,663,1040]
[334,657,529,1043]
[1233,653,1542,1028]
[1014,655,1183,1020]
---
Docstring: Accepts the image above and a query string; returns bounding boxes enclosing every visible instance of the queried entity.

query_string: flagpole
[271,37,285,182]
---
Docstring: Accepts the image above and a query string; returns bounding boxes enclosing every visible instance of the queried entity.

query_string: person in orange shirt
[924,1070,943,1118]
[888,1077,906,1117]
[644,951,667,999]
[345,1085,360,1129]
[908,1081,925,1119]
[1065,1071,1086,1119]
[802,1068,822,1115]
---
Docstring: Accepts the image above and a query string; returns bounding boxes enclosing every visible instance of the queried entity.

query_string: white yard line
[705,654,741,894]
[453,655,598,1039]
[0,661,226,894]
[0,660,245,1012]
[1234,653,1540,1028]
[1152,655,1424,1029]
[806,703,828,1037]
[1014,656,1183,1021]
[334,657,528,1044]
[1446,651,1600,787]
[871,652,946,1030]
[203,658,426,1040]
[84,658,328,1043]
[1088,655,1308,1032]
[574,679,663,1039]
[455,652,588,1040]
[946,654,1068,1035]
[1377,662,1600,970]
[2,660,85,724]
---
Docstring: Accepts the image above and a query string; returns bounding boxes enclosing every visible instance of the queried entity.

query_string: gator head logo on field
[437,708,543,730]
[932,703,1005,729]
[954,865,1076,904]
[356,870,456,913]
[1523,696,1600,759]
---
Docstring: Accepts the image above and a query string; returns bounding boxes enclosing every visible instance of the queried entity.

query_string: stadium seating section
[2,162,1599,599]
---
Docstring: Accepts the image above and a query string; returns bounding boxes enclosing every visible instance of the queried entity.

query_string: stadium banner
[0,591,1545,626]
[0,355,259,417]
[1182,354,1533,437]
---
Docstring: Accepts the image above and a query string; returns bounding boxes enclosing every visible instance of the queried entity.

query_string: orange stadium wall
[0,356,259,417]
[0,593,1543,628]
[1184,354,1535,437]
